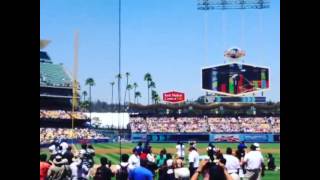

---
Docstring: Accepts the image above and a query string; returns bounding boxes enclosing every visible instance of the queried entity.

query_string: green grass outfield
[40,142,280,180]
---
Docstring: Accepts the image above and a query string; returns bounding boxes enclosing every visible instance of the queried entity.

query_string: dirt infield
[94,147,280,155]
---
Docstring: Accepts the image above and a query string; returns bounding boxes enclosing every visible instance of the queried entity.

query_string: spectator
[176,141,185,160]
[173,158,190,180]
[267,153,276,171]
[47,155,71,180]
[63,146,74,165]
[156,149,167,168]
[223,147,241,180]
[40,154,51,180]
[70,154,82,180]
[188,147,200,177]
[207,143,216,162]
[243,144,265,180]
[190,159,233,180]
[94,157,113,180]
[128,148,140,171]
[115,154,130,180]
[128,159,153,180]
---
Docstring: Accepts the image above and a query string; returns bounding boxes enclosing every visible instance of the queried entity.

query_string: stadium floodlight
[197,0,270,10]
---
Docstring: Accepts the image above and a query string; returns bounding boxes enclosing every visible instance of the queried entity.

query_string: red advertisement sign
[163,91,185,103]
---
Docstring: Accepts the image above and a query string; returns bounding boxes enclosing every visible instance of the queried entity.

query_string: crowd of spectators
[40,128,107,144]
[130,116,280,133]
[40,110,88,120]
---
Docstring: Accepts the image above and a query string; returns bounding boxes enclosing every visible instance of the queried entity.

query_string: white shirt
[223,154,241,173]
[70,161,81,179]
[174,167,190,179]
[188,150,200,168]
[128,154,140,171]
[147,153,155,163]
[60,142,69,154]
[176,144,185,157]
[244,150,264,170]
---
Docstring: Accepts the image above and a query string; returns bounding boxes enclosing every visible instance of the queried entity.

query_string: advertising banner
[163,91,185,103]
[212,134,240,143]
[241,134,270,142]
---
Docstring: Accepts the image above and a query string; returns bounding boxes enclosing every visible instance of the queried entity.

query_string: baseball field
[40,142,280,180]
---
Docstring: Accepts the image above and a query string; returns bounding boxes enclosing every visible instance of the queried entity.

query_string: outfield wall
[131,133,280,143]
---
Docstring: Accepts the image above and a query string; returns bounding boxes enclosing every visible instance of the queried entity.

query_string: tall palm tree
[134,91,142,104]
[123,72,130,105]
[82,91,87,102]
[151,90,158,104]
[85,78,95,125]
[126,84,133,103]
[133,82,138,103]
[144,73,152,104]
[110,82,115,105]
[115,73,122,109]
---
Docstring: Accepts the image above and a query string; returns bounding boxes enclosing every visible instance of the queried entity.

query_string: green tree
[126,84,133,104]
[82,91,87,102]
[115,73,122,108]
[134,91,142,104]
[123,72,130,105]
[110,82,115,105]
[133,82,138,103]
[85,78,95,122]
[144,73,152,105]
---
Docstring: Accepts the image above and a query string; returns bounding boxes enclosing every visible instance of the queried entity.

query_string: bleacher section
[40,63,72,87]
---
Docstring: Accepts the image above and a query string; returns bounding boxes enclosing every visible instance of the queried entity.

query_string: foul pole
[72,32,79,144]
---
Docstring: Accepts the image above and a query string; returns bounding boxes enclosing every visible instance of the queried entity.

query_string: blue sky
[40,0,279,104]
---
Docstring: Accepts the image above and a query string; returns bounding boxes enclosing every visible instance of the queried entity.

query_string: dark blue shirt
[129,167,153,180]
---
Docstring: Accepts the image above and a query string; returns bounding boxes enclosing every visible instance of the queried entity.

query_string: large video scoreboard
[202,63,269,96]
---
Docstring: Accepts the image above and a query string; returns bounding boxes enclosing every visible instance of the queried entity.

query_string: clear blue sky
[40,0,279,104]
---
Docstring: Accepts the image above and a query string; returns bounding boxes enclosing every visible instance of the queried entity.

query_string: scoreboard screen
[202,63,269,96]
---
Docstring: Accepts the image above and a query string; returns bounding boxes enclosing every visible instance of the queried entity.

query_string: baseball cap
[253,143,260,150]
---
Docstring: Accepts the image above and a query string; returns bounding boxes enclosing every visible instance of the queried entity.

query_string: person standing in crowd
[223,147,241,180]
[134,141,143,155]
[190,158,233,180]
[47,155,72,180]
[87,144,96,168]
[128,148,141,171]
[140,148,148,161]
[115,154,130,180]
[70,154,82,180]
[243,144,265,180]
[238,141,247,156]
[188,147,200,177]
[128,159,153,180]
[40,154,51,180]
[176,141,185,160]
[156,149,167,168]
[267,153,276,171]
[93,157,113,180]
[207,142,216,162]
[174,158,190,180]
[60,140,69,155]
[63,146,74,165]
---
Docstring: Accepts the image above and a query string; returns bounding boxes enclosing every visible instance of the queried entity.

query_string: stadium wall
[131,133,280,143]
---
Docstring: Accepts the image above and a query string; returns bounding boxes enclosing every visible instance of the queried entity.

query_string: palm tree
[133,82,138,103]
[82,91,87,102]
[134,91,142,104]
[144,73,152,105]
[85,78,95,125]
[126,84,133,103]
[115,73,122,109]
[110,82,115,105]
[151,90,158,104]
[123,72,130,105]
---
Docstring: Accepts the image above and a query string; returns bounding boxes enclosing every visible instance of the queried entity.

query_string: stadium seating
[40,63,72,87]
[130,116,280,133]
[40,128,108,144]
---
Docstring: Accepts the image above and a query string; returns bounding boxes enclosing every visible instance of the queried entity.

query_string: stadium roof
[40,39,50,49]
